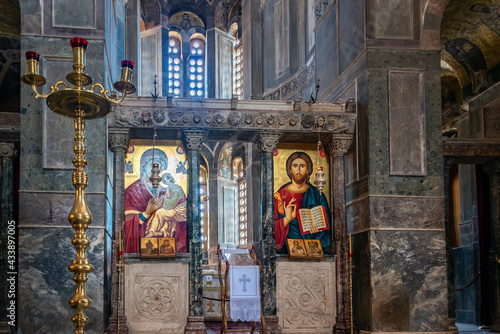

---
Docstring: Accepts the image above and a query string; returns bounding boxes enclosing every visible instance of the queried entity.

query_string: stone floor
[206,321,262,334]
[457,323,495,333]
[206,322,498,334]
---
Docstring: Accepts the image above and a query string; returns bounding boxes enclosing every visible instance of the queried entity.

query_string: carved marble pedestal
[125,262,189,334]
[277,261,336,333]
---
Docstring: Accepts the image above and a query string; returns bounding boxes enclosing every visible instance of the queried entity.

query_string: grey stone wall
[17,0,124,332]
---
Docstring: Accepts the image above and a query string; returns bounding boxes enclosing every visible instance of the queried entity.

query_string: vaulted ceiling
[441,0,500,95]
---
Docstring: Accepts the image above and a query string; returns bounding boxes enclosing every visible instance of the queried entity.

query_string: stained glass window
[168,38,181,97]
[189,39,205,98]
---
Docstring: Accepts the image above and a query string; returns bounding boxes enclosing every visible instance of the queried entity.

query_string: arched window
[234,157,247,247]
[234,41,243,99]
[168,37,182,97]
[188,38,205,98]
[229,22,243,99]
[200,166,209,255]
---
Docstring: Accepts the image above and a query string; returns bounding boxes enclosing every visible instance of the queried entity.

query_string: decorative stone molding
[277,262,335,333]
[109,98,356,135]
[256,131,282,154]
[327,133,353,157]
[263,57,315,101]
[0,143,17,158]
[108,128,130,153]
[182,130,206,151]
[0,113,21,128]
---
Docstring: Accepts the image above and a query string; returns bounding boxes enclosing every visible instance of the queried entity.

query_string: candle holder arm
[90,83,128,105]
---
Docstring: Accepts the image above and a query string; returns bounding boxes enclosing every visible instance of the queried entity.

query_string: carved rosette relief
[277,263,335,331]
[328,133,353,157]
[182,130,206,151]
[0,143,17,158]
[256,131,282,154]
[133,275,181,321]
[108,129,130,153]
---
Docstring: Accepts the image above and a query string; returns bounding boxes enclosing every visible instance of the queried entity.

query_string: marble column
[255,131,282,334]
[0,143,17,333]
[182,130,207,334]
[484,160,500,332]
[443,158,458,334]
[106,128,130,334]
[327,133,353,334]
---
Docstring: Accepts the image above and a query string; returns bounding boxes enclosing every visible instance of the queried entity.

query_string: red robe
[274,189,306,249]
[124,179,188,253]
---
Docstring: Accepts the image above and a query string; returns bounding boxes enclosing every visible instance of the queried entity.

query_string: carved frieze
[0,113,21,128]
[110,109,355,134]
[277,262,336,333]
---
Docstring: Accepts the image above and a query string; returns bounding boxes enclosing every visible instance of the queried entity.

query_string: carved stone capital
[0,143,17,158]
[108,128,130,153]
[182,130,206,151]
[256,131,282,154]
[327,133,353,157]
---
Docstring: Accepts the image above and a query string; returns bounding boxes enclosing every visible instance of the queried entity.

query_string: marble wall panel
[369,196,444,229]
[18,227,106,334]
[367,49,443,197]
[370,230,448,331]
[125,262,189,334]
[339,0,365,74]
[316,4,338,99]
[41,0,105,38]
[52,0,95,29]
[20,0,42,34]
[388,71,426,176]
[372,0,413,40]
[277,261,336,333]
[346,195,370,234]
[18,192,107,227]
[274,0,290,78]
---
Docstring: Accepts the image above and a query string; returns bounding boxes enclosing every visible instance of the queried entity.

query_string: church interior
[0,0,500,333]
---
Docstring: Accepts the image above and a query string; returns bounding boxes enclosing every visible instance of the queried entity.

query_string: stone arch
[421,0,452,49]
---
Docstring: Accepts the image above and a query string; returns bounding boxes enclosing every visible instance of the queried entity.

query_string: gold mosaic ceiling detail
[441,0,500,88]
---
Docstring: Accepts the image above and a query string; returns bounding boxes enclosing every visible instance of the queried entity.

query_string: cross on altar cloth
[221,249,261,322]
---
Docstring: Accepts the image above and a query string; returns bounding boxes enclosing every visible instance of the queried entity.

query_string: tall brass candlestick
[67,109,93,332]
[21,37,135,333]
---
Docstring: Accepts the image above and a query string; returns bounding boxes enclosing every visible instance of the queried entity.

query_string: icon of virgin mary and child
[124,148,188,253]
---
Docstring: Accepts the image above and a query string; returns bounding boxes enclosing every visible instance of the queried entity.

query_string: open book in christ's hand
[297,205,329,235]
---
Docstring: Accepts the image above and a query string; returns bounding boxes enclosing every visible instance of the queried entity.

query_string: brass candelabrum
[21,37,136,334]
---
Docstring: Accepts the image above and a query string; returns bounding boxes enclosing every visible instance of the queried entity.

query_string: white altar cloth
[221,249,261,322]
